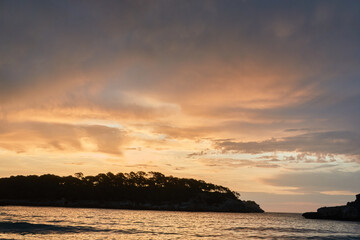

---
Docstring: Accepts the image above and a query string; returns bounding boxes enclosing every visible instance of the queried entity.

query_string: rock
[302,212,320,219]
[302,194,360,221]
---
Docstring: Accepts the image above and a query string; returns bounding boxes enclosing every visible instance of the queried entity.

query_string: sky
[1,0,360,212]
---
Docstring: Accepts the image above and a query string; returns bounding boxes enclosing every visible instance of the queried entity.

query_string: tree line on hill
[0,171,241,205]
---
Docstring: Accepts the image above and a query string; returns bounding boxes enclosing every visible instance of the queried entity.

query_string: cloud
[1,0,360,211]
[284,128,315,132]
[1,0,359,109]
[215,131,360,157]
[285,163,338,171]
[187,151,208,158]
[262,170,360,193]
[0,121,129,155]
[1,0,360,140]
[198,158,280,169]
[241,191,358,213]
[150,125,215,140]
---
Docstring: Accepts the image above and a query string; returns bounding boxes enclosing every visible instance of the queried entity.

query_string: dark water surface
[0,206,359,239]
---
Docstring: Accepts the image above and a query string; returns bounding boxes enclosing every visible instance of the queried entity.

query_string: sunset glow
[1,0,360,212]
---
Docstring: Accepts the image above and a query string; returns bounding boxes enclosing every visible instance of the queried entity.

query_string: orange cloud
[0,121,130,155]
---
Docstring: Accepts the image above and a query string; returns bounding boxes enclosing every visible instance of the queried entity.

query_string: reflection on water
[0,206,360,239]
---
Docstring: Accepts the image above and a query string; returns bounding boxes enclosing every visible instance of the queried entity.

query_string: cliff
[302,194,360,221]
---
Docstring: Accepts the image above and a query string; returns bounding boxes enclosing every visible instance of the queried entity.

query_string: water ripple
[0,207,359,239]
[225,226,344,234]
[0,221,105,234]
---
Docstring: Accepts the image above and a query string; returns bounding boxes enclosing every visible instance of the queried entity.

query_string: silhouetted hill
[0,171,264,213]
[303,194,360,221]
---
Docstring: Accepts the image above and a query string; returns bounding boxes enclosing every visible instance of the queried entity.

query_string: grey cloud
[187,151,208,158]
[216,131,360,156]
[2,0,360,101]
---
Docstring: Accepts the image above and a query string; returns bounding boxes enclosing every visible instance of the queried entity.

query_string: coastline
[302,194,360,221]
[0,199,264,213]
[0,172,264,214]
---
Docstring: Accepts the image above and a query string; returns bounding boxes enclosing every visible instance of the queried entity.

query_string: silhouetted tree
[0,171,241,204]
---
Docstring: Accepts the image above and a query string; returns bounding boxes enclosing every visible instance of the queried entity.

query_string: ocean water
[0,206,359,239]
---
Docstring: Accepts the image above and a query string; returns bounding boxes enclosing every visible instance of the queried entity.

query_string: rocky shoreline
[302,194,360,221]
[0,198,264,213]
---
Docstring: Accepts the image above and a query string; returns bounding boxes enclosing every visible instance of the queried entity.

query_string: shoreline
[302,194,360,221]
[0,199,265,213]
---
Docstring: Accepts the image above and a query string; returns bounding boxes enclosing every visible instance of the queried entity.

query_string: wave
[0,221,106,234]
[225,226,351,234]
[0,221,179,236]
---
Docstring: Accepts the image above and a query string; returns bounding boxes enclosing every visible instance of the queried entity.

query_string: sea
[0,206,359,239]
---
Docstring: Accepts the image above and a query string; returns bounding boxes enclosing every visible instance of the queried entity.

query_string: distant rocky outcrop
[0,171,264,213]
[303,194,360,221]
